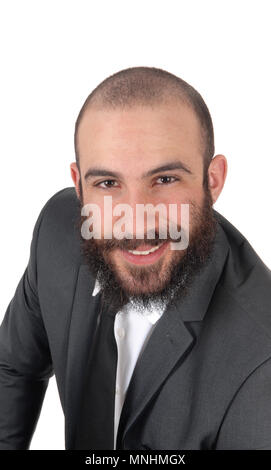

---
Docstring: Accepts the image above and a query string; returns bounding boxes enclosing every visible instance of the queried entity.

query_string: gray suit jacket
[0,187,271,450]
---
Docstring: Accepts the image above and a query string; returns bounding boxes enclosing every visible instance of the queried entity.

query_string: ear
[207,154,228,204]
[70,162,81,200]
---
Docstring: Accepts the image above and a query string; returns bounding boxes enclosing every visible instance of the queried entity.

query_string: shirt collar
[92,277,102,297]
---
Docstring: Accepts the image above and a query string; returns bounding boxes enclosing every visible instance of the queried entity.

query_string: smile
[127,244,162,255]
[119,240,169,265]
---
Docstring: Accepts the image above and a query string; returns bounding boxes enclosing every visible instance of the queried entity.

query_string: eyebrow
[84,160,192,181]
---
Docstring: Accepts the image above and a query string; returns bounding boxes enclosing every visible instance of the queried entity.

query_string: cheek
[81,195,115,239]
[155,196,191,235]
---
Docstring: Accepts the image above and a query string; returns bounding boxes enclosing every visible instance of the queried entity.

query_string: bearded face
[77,184,218,315]
[72,103,222,316]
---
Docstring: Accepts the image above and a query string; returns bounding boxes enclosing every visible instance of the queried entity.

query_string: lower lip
[119,241,169,265]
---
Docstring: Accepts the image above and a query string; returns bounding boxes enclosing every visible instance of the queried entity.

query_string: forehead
[77,102,204,174]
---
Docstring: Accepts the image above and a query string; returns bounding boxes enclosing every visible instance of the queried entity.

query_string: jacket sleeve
[0,201,54,450]
[214,356,271,449]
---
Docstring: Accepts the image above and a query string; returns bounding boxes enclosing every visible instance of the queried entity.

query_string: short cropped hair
[74,66,215,188]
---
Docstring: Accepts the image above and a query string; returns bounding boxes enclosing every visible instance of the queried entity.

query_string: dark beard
[76,187,218,315]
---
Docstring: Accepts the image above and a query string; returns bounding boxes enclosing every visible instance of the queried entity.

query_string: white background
[0,0,270,449]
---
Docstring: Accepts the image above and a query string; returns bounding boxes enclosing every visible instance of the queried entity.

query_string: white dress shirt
[91,278,166,449]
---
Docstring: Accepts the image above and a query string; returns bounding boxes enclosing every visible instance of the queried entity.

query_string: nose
[113,189,167,240]
[124,188,151,211]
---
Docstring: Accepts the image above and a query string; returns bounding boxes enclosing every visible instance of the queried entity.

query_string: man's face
[75,101,217,312]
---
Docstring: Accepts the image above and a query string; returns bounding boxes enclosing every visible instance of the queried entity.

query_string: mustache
[79,219,184,252]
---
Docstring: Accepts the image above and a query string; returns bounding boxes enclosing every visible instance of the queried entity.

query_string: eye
[95,179,119,189]
[155,175,179,185]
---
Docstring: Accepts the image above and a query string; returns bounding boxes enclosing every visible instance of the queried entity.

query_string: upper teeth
[127,243,163,255]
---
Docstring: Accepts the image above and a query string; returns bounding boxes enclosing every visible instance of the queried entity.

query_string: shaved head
[74,66,215,188]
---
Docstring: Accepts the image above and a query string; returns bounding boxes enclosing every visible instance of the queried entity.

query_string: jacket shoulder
[214,209,271,339]
[39,186,79,219]
[36,186,83,268]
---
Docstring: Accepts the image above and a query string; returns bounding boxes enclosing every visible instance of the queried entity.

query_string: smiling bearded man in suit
[0,67,271,451]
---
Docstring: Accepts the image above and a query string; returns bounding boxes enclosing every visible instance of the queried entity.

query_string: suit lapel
[64,263,102,449]
[116,302,195,449]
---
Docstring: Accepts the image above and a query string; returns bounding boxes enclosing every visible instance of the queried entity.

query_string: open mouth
[119,240,169,265]
[127,244,162,255]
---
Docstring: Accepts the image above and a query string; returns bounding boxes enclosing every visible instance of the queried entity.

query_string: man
[0,66,271,450]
